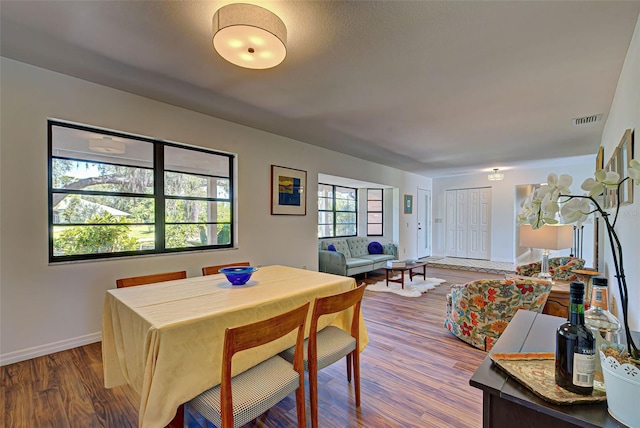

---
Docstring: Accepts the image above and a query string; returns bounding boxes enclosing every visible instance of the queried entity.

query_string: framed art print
[271,165,307,215]
[404,194,413,214]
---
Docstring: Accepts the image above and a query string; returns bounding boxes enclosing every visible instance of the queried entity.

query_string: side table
[470,310,620,428]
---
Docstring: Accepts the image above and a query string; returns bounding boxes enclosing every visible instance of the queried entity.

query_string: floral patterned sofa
[444,277,552,351]
[515,257,585,281]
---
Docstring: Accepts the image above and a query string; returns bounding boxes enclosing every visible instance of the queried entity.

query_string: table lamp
[519,224,574,280]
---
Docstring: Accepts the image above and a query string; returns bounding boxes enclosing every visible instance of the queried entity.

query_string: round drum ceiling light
[212,3,287,70]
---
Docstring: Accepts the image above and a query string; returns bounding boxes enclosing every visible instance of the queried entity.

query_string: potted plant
[517,156,640,426]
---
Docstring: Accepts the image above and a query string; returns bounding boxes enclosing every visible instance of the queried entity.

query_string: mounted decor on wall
[617,129,634,206]
[271,165,306,215]
[404,194,413,214]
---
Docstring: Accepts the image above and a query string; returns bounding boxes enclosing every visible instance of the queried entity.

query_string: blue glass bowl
[219,266,258,285]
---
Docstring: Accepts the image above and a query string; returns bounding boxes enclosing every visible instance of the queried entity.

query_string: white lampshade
[212,3,287,70]
[519,224,573,250]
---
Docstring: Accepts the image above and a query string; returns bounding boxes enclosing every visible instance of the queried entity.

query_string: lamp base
[537,251,554,284]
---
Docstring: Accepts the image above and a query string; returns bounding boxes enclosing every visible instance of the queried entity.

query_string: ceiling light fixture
[89,137,125,154]
[212,3,287,70]
[488,168,504,181]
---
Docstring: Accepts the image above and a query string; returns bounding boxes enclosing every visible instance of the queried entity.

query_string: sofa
[516,257,585,281]
[444,277,552,351]
[318,237,397,276]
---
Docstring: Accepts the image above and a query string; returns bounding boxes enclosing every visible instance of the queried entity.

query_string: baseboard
[0,332,101,366]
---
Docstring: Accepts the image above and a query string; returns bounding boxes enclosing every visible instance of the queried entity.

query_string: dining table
[102,265,368,428]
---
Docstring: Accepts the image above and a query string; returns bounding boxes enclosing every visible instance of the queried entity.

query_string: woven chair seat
[189,356,299,428]
[280,326,356,371]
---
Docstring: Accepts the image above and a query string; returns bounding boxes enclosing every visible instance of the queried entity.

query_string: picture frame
[404,194,413,214]
[271,165,307,215]
[596,145,604,170]
[617,129,634,206]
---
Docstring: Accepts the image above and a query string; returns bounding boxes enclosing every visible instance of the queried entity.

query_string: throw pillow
[327,244,337,251]
[368,241,383,254]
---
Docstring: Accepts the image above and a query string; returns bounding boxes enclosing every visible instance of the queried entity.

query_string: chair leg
[353,350,361,407]
[309,361,319,428]
[346,353,352,383]
[295,384,306,428]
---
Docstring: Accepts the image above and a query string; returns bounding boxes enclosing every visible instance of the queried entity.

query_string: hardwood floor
[2,268,503,428]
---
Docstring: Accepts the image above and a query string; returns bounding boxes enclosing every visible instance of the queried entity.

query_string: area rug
[365,277,446,298]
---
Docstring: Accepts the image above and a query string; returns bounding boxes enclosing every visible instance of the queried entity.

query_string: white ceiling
[2,1,639,178]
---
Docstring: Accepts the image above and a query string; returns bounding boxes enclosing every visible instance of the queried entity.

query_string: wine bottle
[555,281,596,395]
[585,277,621,390]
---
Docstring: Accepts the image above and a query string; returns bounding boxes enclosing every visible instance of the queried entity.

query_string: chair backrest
[309,284,366,343]
[202,262,250,276]
[220,302,310,428]
[116,270,187,288]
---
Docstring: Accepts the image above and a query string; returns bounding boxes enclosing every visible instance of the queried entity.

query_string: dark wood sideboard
[470,310,623,428]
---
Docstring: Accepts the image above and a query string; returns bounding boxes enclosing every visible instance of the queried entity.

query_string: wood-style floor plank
[2,267,502,427]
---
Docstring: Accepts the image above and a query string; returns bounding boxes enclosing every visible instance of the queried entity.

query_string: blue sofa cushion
[368,241,383,254]
[327,244,337,251]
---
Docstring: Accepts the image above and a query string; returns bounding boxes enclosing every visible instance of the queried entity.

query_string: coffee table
[384,261,428,289]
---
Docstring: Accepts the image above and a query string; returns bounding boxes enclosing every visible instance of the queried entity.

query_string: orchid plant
[517,158,640,360]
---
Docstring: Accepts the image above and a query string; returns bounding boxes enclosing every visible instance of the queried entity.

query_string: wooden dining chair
[188,302,310,428]
[280,284,366,428]
[115,271,187,288]
[201,262,250,276]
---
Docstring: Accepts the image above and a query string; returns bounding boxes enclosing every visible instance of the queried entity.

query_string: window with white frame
[367,188,383,236]
[48,120,234,262]
[318,184,357,238]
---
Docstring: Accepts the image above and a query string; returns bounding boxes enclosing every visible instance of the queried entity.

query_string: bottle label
[591,287,608,310]
[572,351,595,387]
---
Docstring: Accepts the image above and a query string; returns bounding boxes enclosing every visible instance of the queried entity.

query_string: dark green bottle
[555,281,596,395]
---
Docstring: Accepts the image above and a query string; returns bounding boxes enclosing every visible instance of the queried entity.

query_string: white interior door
[445,187,491,260]
[445,190,457,256]
[467,188,491,259]
[455,190,468,257]
[417,188,431,258]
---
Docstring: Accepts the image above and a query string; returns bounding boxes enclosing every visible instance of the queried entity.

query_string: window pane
[318,211,334,223]
[368,224,383,235]
[318,224,334,238]
[52,159,154,194]
[336,224,356,236]
[367,200,382,211]
[165,200,231,223]
[165,146,230,177]
[367,213,382,223]
[336,212,356,223]
[53,224,147,256]
[318,197,333,210]
[53,195,154,224]
[368,189,383,201]
[336,199,356,211]
[335,186,356,200]
[52,125,154,168]
[318,184,334,197]
[165,223,231,248]
[165,173,229,199]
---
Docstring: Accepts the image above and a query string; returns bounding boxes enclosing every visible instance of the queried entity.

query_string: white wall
[432,160,595,263]
[598,13,640,331]
[0,58,430,364]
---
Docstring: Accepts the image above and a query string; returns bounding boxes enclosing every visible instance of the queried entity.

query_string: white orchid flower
[581,169,620,197]
[629,159,640,182]
[561,198,591,226]
[540,192,559,219]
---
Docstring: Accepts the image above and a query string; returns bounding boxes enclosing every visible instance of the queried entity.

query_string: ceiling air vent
[572,114,602,126]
